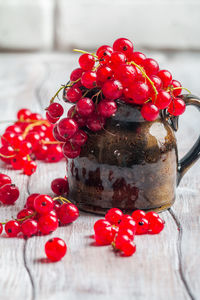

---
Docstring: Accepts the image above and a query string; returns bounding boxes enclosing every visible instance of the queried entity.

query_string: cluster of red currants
[0,173,19,204]
[48,37,188,159]
[0,108,64,175]
[93,208,164,256]
[0,192,79,238]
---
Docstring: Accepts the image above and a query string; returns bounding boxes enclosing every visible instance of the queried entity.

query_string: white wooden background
[0,52,200,300]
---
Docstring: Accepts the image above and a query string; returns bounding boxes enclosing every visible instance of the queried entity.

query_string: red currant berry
[5,220,21,237]
[168,98,186,116]
[96,45,113,56]
[71,130,88,146]
[25,132,40,151]
[21,219,38,237]
[86,113,105,132]
[6,125,22,134]
[149,75,163,92]
[148,216,164,234]
[97,100,117,118]
[38,214,58,235]
[109,51,126,69]
[70,68,84,81]
[93,219,111,233]
[1,131,16,146]
[94,225,116,246]
[45,144,63,163]
[0,145,15,164]
[171,80,182,96]
[76,97,95,117]
[154,91,171,109]
[0,183,19,205]
[142,58,159,75]
[51,178,69,195]
[34,194,54,215]
[97,49,111,65]
[130,51,146,65]
[0,173,11,188]
[53,125,66,142]
[157,69,172,88]
[135,217,149,235]
[0,223,3,235]
[113,38,134,59]
[141,103,159,121]
[23,160,37,176]
[118,227,135,241]
[79,53,95,71]
[96,66,113,84]
[102,79,123,100]
[17,108,31,120]
[81,71,97,89]
[57,203,79,225]
[46,111,59,124]
[114,64,137,86]
[132,210,146,221]
[25,193,40,210]
[45,237,67,262]
[115,234,136,256]
[62,142,81,158]
[105,208,123,225]
[128,81,150,104]
[29,113,42,121]
[17,208,34,221]
[20,141,32,156]
[47,103,64,119]
[119,217,136,234]
[64,86,82,103]
[35,144,49,160]
[58,118,78,139]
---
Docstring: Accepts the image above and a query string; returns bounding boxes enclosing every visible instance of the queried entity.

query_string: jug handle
[174,94,200,184]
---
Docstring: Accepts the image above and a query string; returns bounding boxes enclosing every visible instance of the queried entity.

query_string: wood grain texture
[0,53,200,300]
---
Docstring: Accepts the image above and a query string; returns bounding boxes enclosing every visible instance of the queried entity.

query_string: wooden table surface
[0,52,200,300]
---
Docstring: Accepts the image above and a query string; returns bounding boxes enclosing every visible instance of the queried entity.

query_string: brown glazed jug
[67,94,200,214]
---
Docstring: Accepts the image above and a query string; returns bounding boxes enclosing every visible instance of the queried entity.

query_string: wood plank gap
[168,208,195,300]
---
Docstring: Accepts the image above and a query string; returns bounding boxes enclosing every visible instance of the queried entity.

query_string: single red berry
[132,210,146,221]
[119,216,136,234]
[135,217,149,235]
[58,118,78,139]
[5,220,21,237]
[81,71,97,89]
[96,66,113,84]
[0,145,15,164]
[0,173,11,188]
[12,135,24,148]
[45,144,63,163]
[38,214,58,235]
[47,103,64,119]
[70,68,84,81]
[17,208,34,221]
[154,91,171,109]
[76,98,95,117]
[17,108,31,120]
[114,64,137,86]
[142,58,159,75]
[53,125,66,142]
[1,131,16,146]
[97,49,112,65]
[0,183,19,205]
[35,144,49,160]
[94,225,116,246]
[79,53,95,71]
[109,51,126,69]
[115,234,136,256]
[93,219,111,233]
[105,208,123,225]
[5,125,22,134]
[130,51,146,65]
[21,219,38,237]
[0,223,3,235]
[113,38,134,59]
[148,216,164,234]
[118,227,135,241]
[71,130,88,146]
[96,45,113,56]
[168,98,186,116]
[46,111,59,124]
[157,69,172,88]
[57,203,79,225]
[25,132,40,151]
[34,194,54,215]
[146,211,159,221]
[102,79,123,100]
[141,103,159,121]
[171,80,182,96]
[20,141,32,156]
[23,160,37,176]
[26,193,40,210]
[86,113,105,132]
[51,178,69,195]
[149,75,163,92]
[64,86,82,103]
[29,113,43,121]
[97,100,117,118]
[45,237,67,262]
[128,81,150,104]
[62,142,81,159]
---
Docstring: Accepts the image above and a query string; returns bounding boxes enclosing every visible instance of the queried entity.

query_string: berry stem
[0,153,16,158]
[53,196,71,204]
[41,140,64,145]
[22,120,50,139]
[73,49,98,58]
[0,212,37,225]
[168,86,191,94]
[129,61,158,98]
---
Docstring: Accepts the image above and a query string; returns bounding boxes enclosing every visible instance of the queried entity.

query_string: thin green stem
[53,196,71,204]
[73,49,98,58]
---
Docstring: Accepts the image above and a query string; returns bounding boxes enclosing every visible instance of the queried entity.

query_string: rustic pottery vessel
[67,94,200,214]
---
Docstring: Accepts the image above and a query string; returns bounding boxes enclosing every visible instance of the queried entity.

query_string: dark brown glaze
[67,100,178,214]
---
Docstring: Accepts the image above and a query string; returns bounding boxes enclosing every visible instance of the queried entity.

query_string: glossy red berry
[38,214,58,235]
[62,142,81,159]
[46,111,59,124]
[23,160,37,176]
[1,131,16,146]
[25,132,40,151]
[64,86,82,103]
[118,227,135,241]
[71,130,88,146]
[17,208,34,221]
[6,125,22,134]
[102,79,123,100]
[130,51,146,65]
[105,208,123,225]
[0,173,11,188]
[94,224,116,246]
[53,125,66,142]
[149,75,163,92]
[79,53,95,71]
[26,193,40,210]
[45,237,67,262]
[5,220,21,237]
[115,234,136,256]
[128,81,150,104]
[132,210,146,221]
[45,144,63,163]
[119,216,136,234]
[171,80,182,96]
[168,98,186,116]
[0,183,19,205]
[51,178,69,195]
[114,64,137,86]
[135,217,149,235]
[47,103,64,119]
[34,194,54,215]
[148,216,164,234]
[109,51,126,69]
[17,108,31,120]
[86,113,105,132]
[142,58,159,75]
[58,118,78,139]
[29,113,42,121]
[76,98,95,117]
[113,38,134,59]
[141,103,159,121]
[21,219,38,237]
[0,223,3,235]
[96,45,113,56]
[0,145,15,164]
[96,66,113,84]
[93,219,111,233]
[35,144,49,160]
[81,71,97,89]
[157,69,172,88]
[97,49,111,65]
[154,91,171,109]
[70,68,84,81]
[57,203,79,225]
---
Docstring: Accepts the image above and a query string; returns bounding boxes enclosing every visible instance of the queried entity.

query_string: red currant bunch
[0,108,64,175]
[48,37,189,161]
[93,208,164,257]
